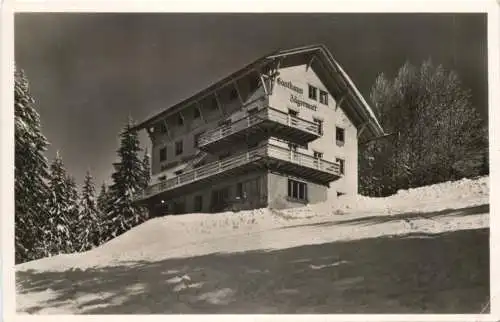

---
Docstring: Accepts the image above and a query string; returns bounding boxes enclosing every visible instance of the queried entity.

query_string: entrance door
[211,187,230,212]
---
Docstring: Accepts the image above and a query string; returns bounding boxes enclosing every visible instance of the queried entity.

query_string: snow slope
[16,176,489,273]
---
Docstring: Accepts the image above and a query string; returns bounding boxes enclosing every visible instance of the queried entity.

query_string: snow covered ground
[16,176,489,274]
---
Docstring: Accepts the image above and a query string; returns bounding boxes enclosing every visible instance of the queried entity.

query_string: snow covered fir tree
[44,152,78,256]
[14,67,50,263]
[102,117,150,242]
[76,170,102,252]
[14,67,151,263]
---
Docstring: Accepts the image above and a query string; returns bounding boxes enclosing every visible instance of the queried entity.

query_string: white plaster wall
[267,64,359,196]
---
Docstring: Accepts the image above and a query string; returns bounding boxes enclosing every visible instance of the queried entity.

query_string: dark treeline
[14,67,151,264]
[359,60,488,197]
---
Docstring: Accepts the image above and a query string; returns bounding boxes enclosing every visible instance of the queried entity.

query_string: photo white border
[2,0,499,321]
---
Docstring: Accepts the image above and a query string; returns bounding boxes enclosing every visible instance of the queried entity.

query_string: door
[211,187,230,212]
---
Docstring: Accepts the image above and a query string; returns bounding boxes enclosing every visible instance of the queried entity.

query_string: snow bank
[16,176,489,272]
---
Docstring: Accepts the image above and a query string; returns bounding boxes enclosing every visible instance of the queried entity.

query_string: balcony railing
[136,144,340,201]
[198,107,320,148]
[266,144,339,174]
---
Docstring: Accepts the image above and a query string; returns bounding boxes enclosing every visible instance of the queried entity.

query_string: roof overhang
[132,44,385,140]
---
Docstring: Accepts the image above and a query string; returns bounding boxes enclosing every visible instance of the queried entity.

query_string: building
[132,44,384,216]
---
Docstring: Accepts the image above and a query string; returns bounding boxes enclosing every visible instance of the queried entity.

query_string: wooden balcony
[198,107,321,152]
[135,144,341,204]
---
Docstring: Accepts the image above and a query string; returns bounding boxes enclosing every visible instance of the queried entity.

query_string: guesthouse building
[132,44,384,216]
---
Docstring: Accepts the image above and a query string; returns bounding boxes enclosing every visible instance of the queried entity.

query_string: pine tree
[103,117,148,241]
[66,175,80,248]
[77,170,101,251]
[141,149,151,190]
[44,152,76,255]
[97,182,108,215]
[360,59,487,196]
[14,67,50,263]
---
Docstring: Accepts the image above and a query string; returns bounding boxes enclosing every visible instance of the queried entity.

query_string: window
[313,151,323,159]
[308,85,318,100]
[175,140,183,156]
[236,182,244,199]
[194,132,204,148]
[177,113,184,126]
[287,179,308,202]
[194,107,201,119]
[288,109,298,117]
[336,127,345,145]
[337,191,346,197]
[336,158,345,175]
[159,147,167,162]
[229,88,238,101]
[248,141,259,149]
[194,195,203,212]
[319,90,328,105]
[219,151,231,160]
[174,170,183,176]
[313,118,323,135]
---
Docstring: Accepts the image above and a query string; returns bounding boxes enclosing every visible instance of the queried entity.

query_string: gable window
[288,179,308,202]
[159,147,167,162]
[193,107,201,119]
[336,127,345,146]
[194,195,203,212]
[175,140,183,156]
[336,157,345,175]
[229,88,238,101]
[308,85,318,101]
[313,118,323,135]
[319,90,328,105]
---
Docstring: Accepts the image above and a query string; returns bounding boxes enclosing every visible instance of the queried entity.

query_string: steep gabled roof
[132,44,384,139]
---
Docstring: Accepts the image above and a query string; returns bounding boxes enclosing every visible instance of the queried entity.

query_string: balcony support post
[162,119,172,140]
[232,80,244,105]
[357,122,369,139]
[214,92,226,116]
[195,101,207,124]
[256,68,269,96]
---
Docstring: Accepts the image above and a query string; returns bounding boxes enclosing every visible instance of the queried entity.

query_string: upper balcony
[197,107,321,152]
[135,143,341,204]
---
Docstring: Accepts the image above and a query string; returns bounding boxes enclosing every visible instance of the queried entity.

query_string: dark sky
[14,13,488,188]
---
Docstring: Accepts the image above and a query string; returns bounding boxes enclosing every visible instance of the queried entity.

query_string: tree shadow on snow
[282,204,489,230]
[16,228,489,314]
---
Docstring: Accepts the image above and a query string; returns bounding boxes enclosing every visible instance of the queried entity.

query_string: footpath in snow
[16,176,489,273]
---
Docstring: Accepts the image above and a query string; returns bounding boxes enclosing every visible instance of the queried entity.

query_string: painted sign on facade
[276,77,318,111]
